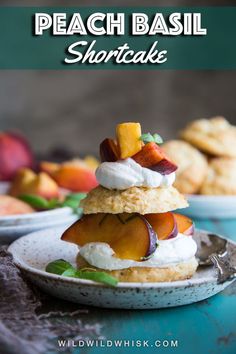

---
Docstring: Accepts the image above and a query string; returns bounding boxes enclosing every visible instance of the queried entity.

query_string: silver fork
[193,231,236,284]
[210,252,236,284]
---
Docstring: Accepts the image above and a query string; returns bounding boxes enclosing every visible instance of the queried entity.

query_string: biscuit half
[81,185,188,214]
[77,254,198,282]
[200,157,236,195]
[180,117,236,157]
[163,140,208,194]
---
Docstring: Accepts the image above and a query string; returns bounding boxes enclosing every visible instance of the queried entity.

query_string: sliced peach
[0,131,34,181]
[150,158,177,175]
[62,213,157,261]
[145,212,178,240]
[40,161,60,176]
[174,213,194,236]
[27,172,60,199]
[100,138,120,162]
[0,195,35,216]
[9,170,59,199]
[133,142,177,174]
[51,162,98,192]
[84,156,100,171]
[9,168,36,196]
[116,122,142,159]
[133,142,165,167]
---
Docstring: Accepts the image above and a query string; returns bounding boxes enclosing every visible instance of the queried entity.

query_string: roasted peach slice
[145,212,178,240]
[133,142,164,167]
[62,213,157,261]
[40,161,60,176]
[116,122,142,159]
[9,169,59,200]
[133,142,177,174]
[174,213,194,236]
[100,138,120,162]
[0,195,35,216]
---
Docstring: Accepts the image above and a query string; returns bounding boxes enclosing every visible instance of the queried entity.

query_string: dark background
[1,0,236,158]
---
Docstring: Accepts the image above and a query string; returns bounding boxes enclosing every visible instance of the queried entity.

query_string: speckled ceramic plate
[0,182,74,226]
[182,194,236,219]
[0,182,79,244]
[8,227,235,309]
[0,215,78,245]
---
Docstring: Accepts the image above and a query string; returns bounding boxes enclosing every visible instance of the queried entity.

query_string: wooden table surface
[43,218,235,354]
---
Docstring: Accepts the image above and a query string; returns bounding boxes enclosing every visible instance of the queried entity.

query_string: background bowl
[0,182,79,244]
[182,194,236,219]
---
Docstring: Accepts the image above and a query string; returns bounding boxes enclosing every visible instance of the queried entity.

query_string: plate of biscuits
[163,116,236,218]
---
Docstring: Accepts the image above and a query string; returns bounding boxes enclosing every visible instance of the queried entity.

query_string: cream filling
[95,158,175,190]
[79,234,197,271]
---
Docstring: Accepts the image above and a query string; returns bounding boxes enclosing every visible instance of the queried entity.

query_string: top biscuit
[81,185,188,214]
[180,117,236,157]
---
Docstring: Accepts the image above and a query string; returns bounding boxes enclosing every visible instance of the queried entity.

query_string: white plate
[8,227,235,309]
[0,206,75,226]
[182,194,236,219]
[0,182,75,226]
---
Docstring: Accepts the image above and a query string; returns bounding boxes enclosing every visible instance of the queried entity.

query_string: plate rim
[8,227,234,290]
[186,194,236,201]
[0,206,73,222]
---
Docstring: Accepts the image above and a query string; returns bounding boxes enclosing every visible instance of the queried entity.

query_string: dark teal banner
[0,7,235,69]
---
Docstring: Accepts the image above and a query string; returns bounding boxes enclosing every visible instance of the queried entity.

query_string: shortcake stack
[62,122,198,282]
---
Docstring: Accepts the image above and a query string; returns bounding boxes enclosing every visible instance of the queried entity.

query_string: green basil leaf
[140,133,154,143]
[46,259,118,286]
[47,198,60,209]
[19,194,50,209]
[66,193,87,202]
[76,270,118,287]
[64,267,118,287]
[153,133,163,144]
[61,193,87,209]
[46,259,72,275]
[61,199,79,209]
[140,132,163,145]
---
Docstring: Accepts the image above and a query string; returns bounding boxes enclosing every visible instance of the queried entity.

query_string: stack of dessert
[62,122,198,282]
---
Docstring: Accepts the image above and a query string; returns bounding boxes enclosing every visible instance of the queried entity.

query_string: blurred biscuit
[180,116,236,157]
[163,140,208,194]
[200,157,236,195]
[81,185,188,214]
[77,254,198,282]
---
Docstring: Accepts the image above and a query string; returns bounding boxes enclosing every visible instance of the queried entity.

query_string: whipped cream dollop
[96,158,175,190]
[79,234,197,271]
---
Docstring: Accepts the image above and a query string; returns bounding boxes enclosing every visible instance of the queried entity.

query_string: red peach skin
[0,132,34,181]
[62,213,157,261]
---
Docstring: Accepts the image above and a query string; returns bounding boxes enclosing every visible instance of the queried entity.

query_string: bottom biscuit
[76,254,198,282]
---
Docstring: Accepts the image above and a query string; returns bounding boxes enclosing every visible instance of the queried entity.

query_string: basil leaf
[19,194,50,209]
[140,133,154,143]
[47,198,60,209]
[140,132,163,145]
[61,199,79,209]
[46,259,118,286]
[63,267,118,287]
[66,193,87,202]
[46,259,72,275]
[61,193,86,208]
[77,270,118,287]
[153,133,163,144]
